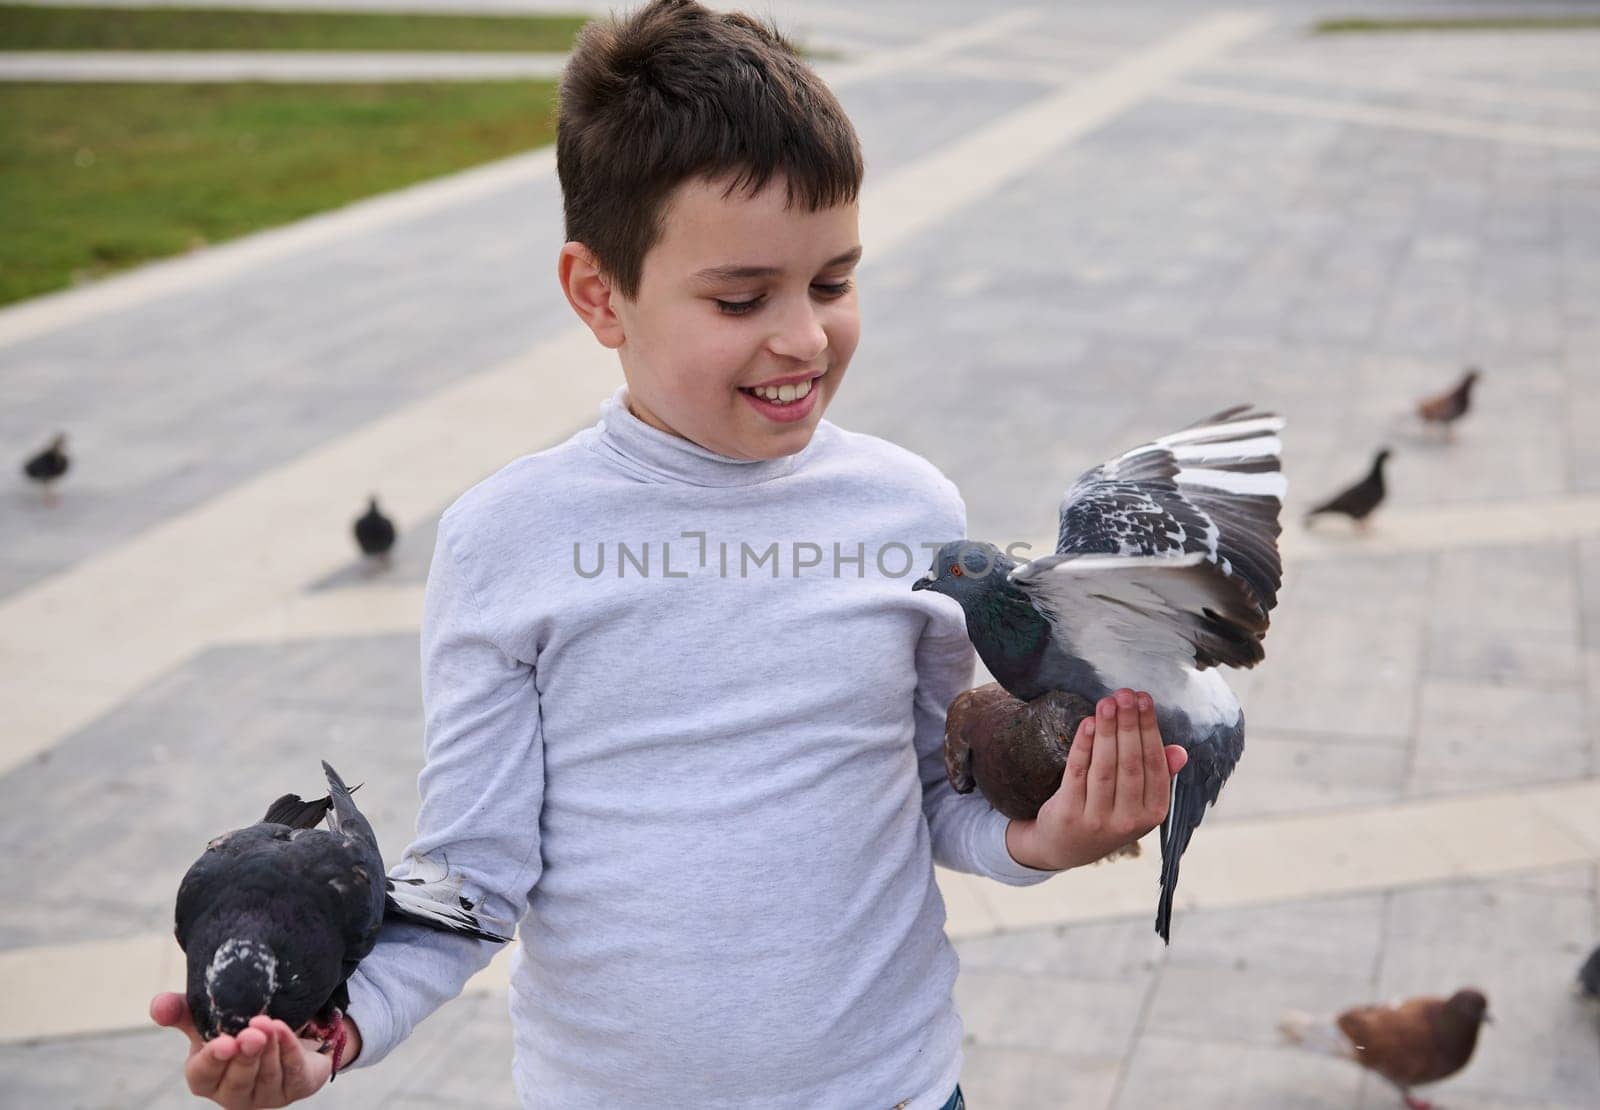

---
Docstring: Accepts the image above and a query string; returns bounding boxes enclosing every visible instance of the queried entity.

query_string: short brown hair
[557,0,863,298]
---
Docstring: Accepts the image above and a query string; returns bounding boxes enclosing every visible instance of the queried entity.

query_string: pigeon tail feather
[1278,1010,1355,1059]
[1155,767,1203,944]
[320,761,379,851]
[261,793,332,830]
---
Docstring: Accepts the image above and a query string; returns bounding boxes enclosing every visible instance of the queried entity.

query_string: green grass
[1316,15,1600,33]
[0,81,560,307]
[0,4,589,51]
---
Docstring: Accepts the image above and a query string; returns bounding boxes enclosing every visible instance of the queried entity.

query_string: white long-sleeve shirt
[345,387,1053,1108]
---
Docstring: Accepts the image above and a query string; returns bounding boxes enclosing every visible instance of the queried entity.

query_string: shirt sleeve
[913,486,1057,888]
[344,524,546,1067]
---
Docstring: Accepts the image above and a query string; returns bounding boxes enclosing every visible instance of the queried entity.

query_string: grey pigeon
[353,496,397,563]
[914,406,1284,942]
[175,761,508,1073]
[1306,448,1389,529]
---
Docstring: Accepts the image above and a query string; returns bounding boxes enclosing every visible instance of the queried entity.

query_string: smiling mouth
[738,374,822,406]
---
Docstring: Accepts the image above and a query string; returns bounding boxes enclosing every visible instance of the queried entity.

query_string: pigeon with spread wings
[914,407,1285,942]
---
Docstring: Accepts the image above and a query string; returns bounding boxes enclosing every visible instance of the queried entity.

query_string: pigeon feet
[307,1009,348,1079]
[1401,1094,1434,1110]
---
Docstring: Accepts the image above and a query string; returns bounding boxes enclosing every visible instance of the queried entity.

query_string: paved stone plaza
[3,1,1600,1106]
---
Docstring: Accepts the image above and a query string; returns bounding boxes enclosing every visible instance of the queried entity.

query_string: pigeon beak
[911,572,935,592]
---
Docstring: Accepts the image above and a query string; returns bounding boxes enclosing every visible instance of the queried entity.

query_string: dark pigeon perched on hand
[1306,448,1389,530]
[915,406,1285,942]
[1280,989,1489,1110]
[175,762,509,1074]
[353,496,397,564]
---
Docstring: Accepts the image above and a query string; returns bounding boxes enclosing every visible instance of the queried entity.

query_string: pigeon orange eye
[951,565,964,577]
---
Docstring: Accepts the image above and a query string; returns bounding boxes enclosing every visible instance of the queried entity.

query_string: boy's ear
[558,242,625,349]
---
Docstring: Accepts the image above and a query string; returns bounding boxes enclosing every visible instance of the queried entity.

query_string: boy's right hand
[151,993,332,1108]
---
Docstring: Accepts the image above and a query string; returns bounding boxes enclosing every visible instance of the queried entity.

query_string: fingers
[1083,695,1120,822]
[1137,692,1170,815]
[249,1017,284,1103]
[1061,713,1095,812]
[185,1034,237,1099]
[1165,744,1188,777]
[151,992,203,1052]
[1112,689,1145,823]
[276,1021,312,1096]
[212,1031,266,1107]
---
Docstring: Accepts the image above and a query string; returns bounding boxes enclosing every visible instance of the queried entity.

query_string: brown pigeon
[942,682,1138,862]
[1279,988,1489,1109]
[1417,369,1479,438]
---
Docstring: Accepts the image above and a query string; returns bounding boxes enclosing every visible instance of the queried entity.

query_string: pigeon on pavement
[353,496,397,565]
[1279,988,1489,1110]
[914,406,1285,941]
[1417,369,1479,438]
[1306,448,1389,530]
[22,433,69,503]
[1578,944,1600,1001]
[175,761,508,1074]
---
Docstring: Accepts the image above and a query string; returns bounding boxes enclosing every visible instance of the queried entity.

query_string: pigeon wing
[1011,407,1285,671]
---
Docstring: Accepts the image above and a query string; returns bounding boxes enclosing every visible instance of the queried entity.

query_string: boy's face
[610,175,861,461]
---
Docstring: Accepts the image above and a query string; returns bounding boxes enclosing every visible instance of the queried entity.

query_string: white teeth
[747,377,818,405]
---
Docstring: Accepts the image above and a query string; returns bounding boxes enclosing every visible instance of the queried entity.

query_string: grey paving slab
[957,1045,1122,1110]
[1409,677,1588,797]
[1113,1032,1365,1110]
[956,968,1152,1058]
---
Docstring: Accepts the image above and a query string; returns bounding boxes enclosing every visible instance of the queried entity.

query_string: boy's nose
[766,303,828,363]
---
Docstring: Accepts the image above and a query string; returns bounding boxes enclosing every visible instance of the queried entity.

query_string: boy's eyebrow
[691,246,863,285]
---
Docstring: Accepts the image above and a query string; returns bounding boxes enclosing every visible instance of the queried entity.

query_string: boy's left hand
[1005,689,1187,872]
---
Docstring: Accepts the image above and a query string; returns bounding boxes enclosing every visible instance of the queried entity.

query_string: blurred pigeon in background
[1280,988,1489,1109]
[22,432,69,504]
[353,496,397,566]
[175,761,508,1074]
[1578,944,1600,1002]
[1418,368,1479,439]
[1306,448,1389,531]
[915,406,1285,941]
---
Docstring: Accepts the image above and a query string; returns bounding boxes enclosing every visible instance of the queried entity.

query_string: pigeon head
[1445,988,1489,1027]
[203,937,279,1037]
[912,541,1017,604]
[1373,447,1392,469]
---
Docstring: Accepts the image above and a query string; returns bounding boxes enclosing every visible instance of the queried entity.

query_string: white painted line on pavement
[1165,80,1600,151]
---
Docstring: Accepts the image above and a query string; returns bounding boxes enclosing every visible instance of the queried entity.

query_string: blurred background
[3,1,1599,1107]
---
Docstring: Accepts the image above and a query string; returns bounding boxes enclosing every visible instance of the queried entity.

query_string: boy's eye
[812,280,853,299]
[715,297,763,316]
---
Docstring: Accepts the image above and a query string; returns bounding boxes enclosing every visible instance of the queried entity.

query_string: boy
[153,2,1184,1106]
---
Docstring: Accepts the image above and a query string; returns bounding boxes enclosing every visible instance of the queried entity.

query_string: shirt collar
[590,386,813,487]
